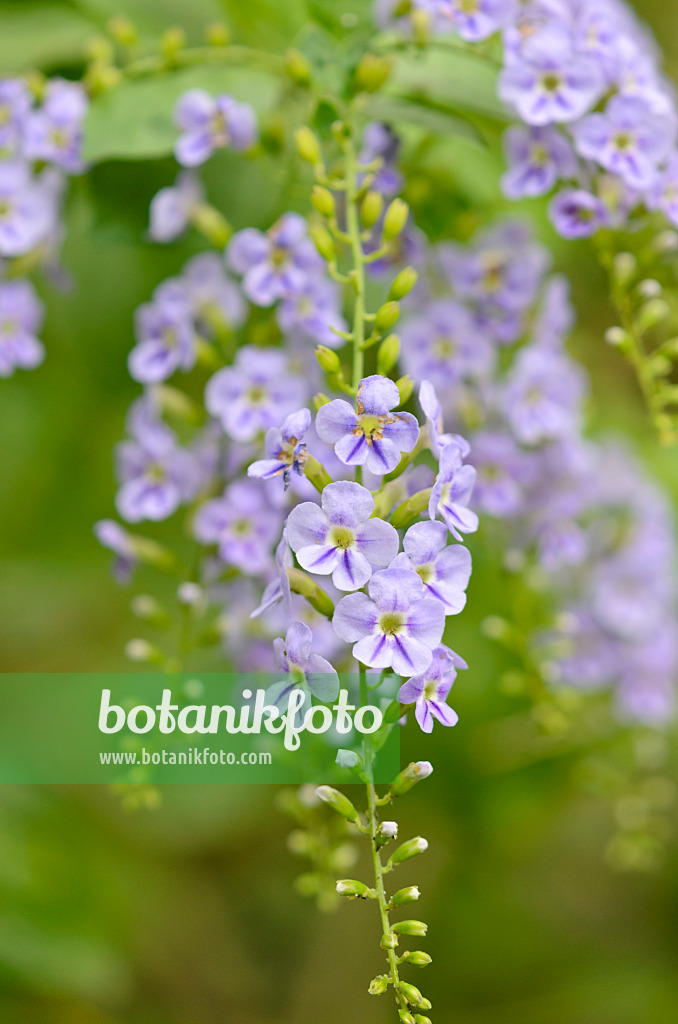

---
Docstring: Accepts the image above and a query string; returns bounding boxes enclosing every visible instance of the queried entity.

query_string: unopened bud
[612,251,636,287]
[377,820,399,842]
[655,230,678,254]
[377,333,401,376]
[381,931,398,948]
[316,785,359,821]
[390,761,434,796]
[131,595,171,627]
[408,951,432,967]
[313,392,330,410]
[311,185,336,219]
[638,279,662,299]
[295,126,322,165]
[160,27,186,58]
[396,374,414,405]
[125,638,163,665]
[361,190,384,229]
[206,21,231,46]
[392,919,428,936]
[375,300,400,333]
[400,982,425,1007]
[335,878,372,898]
[354,53,392,92]
[383,198,409,241]
[107,16,137,46]
[414,1015,433,1024]
[411,7,431,45]
[391,836,428,864]
[390,885,420,906]
[310,223,335,262]
[336,748,362,770]
[389,266,418,300]
[284,48,313,87]
[398,1011,416,1024]
[369,975,390,995]
[605,326,630,348]
[635,298,670,334]
[177,582,204,607]
[316,345,341,373]
[287,568,334,617]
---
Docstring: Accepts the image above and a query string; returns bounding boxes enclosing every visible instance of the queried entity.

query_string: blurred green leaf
[0,2,96,72]
[83,64,280,163]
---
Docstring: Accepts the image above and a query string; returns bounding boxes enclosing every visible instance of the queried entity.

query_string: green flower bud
[313,392,330,410]
[604,326,631,349]
[408,951,432,967]
[85,36,114,64]
[389,488,430,530]
[398,1011,416,1024]
[377,333,401,376]
[395,0,413,14]
[361,190,384,229]
[411,7,431,44]
[389,266,418,300]
[612,251,637,287]
[190,203,233,247]
[414,1015,433,1024]
[287,568,334,617]
[638,279,662,299]
[131,595,171,627]
[336,748,362,771]
[383,198,409,241]
[311,185,336,219]
[284,48,313,87]
[335,878,372,898]
[375,301,400,333]
[381,931,398,949]
[125,639,164,665]
[390,886,420,906]
[392,919,428,937]
[316,786,359,821]
[369,975,390,995]
[205,22,231,46]
[295,126,322,165]
[160,27,186,58]
[396,374,414,405]
[634,298,670,334]
[127,534,176,572]
[391,836,429,863]
[107,16,137,46]
[390,760,434,796]
[310,224,336,262]
[400,982,425,1007]
[355,53,392,92]
[316,345,341,374]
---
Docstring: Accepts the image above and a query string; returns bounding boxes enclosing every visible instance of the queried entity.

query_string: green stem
[121,44,285,79]
[344,133,366,390]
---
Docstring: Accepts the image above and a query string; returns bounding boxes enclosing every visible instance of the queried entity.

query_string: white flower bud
[377,821,399,841]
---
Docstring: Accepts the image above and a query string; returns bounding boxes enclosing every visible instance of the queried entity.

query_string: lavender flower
[501,124,577,198]
[23,79,87,173]
[128,279,196,384]
[0,162,51,257]
[193,480,281,575]
[182,252,245,333]
[468,431,531,517]
[227,213,323,307]
[315,374,419,475]
[287,481,399,591]
[398,649,459,732]
[548,189,608,238]
[269,621,340,704]
[498,30,605,126]
[248,408,311,487]
[277,277,347,347]
[572,96,675,190]
[419,380,471,461]
[359,122,402,196]
[439,0,516,43]
[0,278,44,377]
[333,566,445,677]
[206,345,306,442]
[0,79,31,151]
[503,344,586,444]
[391,521,472,615]
[115,400,200,523]
[251,528,293,619]
[149,171,204,243]
[174,90,257,166]
[647,153,678,226]
[94,519,139,584]
[400,300,494,388]
[429,442,479,541]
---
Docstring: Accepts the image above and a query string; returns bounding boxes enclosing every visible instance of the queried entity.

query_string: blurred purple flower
[573,96,675,190]
[174,90,257,166]
[227,213,322,307]
[501,124,577,198]
[149,171,204,243]
[24,79,87,173]
[128,279,196,383]
[193,480,281,575]
[548,189,607,238]
[0,278,44,377]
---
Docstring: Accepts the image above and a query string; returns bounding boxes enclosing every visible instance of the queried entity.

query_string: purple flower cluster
[377,0,678,235]
[0,76,88,376]
[400,216,677,724]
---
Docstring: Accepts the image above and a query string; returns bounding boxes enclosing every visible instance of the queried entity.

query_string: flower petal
[315,399,357,443]
[333,593,378,641]
[287,501,329,550]
[332,548,372,591]
[354,518,400,568]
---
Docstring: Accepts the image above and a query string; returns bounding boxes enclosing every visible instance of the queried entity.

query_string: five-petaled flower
[429,442,479,541]
[333,566,446,677]
[287,481,399,591]
[398,646,460,732]
[267,621,340,707]
[174,89,258,166]
[316,374,419,475]
[391,521,472,616]
[248,408,312,488]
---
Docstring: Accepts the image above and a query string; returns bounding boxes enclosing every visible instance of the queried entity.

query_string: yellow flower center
[380,611,405,636]
[330,526,354,550]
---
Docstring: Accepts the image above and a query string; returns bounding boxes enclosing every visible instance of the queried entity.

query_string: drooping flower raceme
[287,481,399,591]
[316,374,419,475]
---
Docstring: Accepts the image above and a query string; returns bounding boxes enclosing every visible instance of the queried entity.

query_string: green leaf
[0,2,97,73]
[83,64,280,163]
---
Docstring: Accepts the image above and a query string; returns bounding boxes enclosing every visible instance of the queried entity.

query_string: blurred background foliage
[1,1,678,1022]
